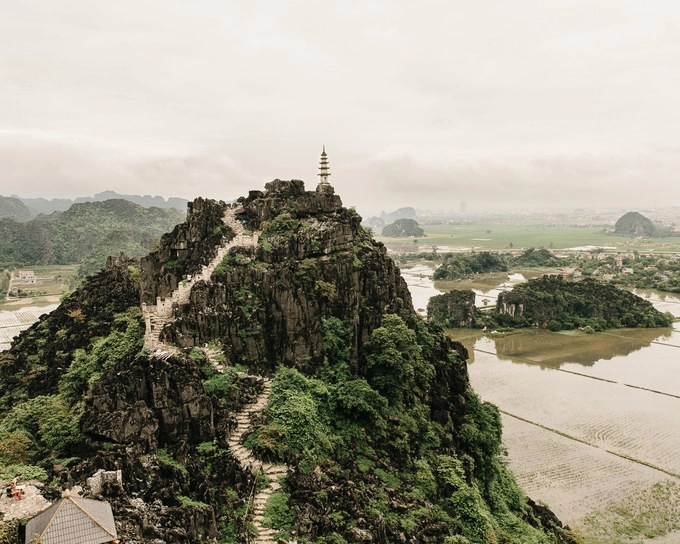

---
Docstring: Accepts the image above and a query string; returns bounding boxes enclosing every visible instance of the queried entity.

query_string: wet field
[401,265,680,542]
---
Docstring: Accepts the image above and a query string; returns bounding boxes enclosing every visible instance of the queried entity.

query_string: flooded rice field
[0,304,59,351]
[454,317,680,541]
[400,266,680,542]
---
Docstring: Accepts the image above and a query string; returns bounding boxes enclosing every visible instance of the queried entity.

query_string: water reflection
[492,328,669,367]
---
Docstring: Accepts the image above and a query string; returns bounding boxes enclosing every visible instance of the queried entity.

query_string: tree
[364,315,432,406]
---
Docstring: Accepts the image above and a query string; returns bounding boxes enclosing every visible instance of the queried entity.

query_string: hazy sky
[2,1,680,214]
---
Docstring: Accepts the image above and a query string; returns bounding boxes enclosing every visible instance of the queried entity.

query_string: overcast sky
[2,1,680,214]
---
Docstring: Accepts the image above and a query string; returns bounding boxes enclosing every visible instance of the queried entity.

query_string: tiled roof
[25,496,117,544]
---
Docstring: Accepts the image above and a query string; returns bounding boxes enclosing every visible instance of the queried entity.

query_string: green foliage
[127,265,141,288]
[0,395,82,459]
[59,308,143,406]
[0,463,48,482]
[436,455,494,542]
[364,314,433,407]
[457,389,502,491]
[203,372,235,397]
[263,488,294,539]
[0,200,183,273]
[188,347,207,365]
[156,448,188,475]
[316,280,337,301]
[252,368,333,462]
[261,212,299,236]
[0,270,10,297]
[511,247,563,267]
[178,495,210,508]
[319,317,351,382]
[497,276,673,330]
[434,251,508,280]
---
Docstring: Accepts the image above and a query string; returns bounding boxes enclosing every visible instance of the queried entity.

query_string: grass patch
[178,495,210,509]
[156,448,188,475]
[580,480,680,543]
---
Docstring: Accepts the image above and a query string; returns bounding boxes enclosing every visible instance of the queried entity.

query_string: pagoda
[316,146,334,194]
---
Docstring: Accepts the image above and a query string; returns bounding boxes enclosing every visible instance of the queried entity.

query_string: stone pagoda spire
[316,145,334,194]
[318,145,330,183]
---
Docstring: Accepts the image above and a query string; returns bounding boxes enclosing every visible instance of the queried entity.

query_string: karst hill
[0,179,576,544]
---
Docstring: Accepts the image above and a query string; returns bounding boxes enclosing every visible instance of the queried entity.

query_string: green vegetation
[496,276,673,331]
[427,290,476,328]
[581,480,680,543]
[156,448,188,475]
[178,495,210,508]
[381,218,425,238]
[262,487,294,540]
[0,199,184,276]
[614,211,657,237]
[434,251,507,280]
[247,313,572,543]
[0,270,10,298]
[60,308,143,406]
[0,305,143,474]
[511,247,564,267]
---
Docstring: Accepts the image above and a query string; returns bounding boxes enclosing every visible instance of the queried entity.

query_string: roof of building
[25,494,117,544]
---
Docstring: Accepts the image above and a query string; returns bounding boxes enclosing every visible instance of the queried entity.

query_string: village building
[25,492,118,544]
[16,270,36,284]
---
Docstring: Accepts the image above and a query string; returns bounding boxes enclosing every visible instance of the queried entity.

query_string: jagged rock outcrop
[0,179,579,544]
[140,197,232,303]
[82,356,216,450]
[158,180,412,373]
[427,289,477,327]
[381,217,425,237]
[0,257,140,408]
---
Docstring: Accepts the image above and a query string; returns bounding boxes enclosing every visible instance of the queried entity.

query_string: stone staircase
[142,206,259,351]
[227,377,289,544]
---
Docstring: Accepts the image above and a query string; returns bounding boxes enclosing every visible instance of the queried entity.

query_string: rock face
[82,355,217,451]
[614,211,657,237]
[140,197,232,304]
[157,180,413,373]
[427,289,477,327]
[381,217,425,237]
[496,275,672,330]
[0,255,140,408]
[0,179,579,544]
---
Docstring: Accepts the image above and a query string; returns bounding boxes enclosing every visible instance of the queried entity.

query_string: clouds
[1,1,679,211]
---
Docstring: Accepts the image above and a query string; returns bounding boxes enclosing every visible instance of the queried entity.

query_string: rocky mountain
[381,218,425,237]
[0,180,577,544]
[614,211,657,237]
[381,206,417,223]
[0,199,185,276]
[496,275,673,331]
[13,191,189,217]
[0,196,31,221]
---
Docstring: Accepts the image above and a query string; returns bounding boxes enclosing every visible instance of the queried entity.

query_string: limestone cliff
[0,180,577,544]
[150,180,414,374]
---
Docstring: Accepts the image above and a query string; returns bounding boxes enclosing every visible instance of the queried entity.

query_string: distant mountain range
[0,199,185,277]
[0,191,189,219]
